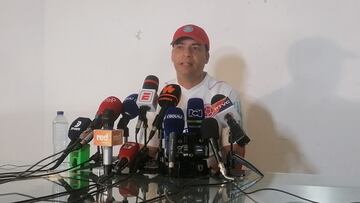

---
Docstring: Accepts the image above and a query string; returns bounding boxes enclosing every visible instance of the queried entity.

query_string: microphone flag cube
[93,129,124,146]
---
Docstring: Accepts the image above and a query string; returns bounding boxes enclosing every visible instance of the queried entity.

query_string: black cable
[17,149,66,176]
[0,147,73,184]
[0,152,63,178]
[230,176,263,203]
[185,175,257,203]
[69,173,134,203]
[139,194,165,203]
[0,192,35,199]
[232,154,264,177]
[0,152,97,185]
[245,187,320,203]
[11,168,101,203]
[11,183,99,203]
[18,139,83,179]
[0,164,45,170]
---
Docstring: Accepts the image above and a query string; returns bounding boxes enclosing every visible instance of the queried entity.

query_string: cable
[187,175,257,203]
[0,164,45,170]
[0,192,35,199]
[0,153,97,185]
[12,170,101,203]
[245,187,320,203]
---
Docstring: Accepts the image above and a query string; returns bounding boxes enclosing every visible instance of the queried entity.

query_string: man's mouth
[181,62,193,66]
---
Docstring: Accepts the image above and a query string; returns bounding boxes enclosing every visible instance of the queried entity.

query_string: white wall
[0,0,44,163]
[1,0,360,181]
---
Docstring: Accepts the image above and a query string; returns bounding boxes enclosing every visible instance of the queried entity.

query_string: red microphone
[96,96,123,121]
[80,96,123,145]
[115,142,140,172]
[118,180,139,198]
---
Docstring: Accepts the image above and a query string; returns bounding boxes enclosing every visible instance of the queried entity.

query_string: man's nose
[183,47,192,57]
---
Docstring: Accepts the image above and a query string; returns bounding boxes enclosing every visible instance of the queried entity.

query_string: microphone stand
[227,132,235,173]
[123,127,129,143]
[157,128,166,175]
[227,133,263,178]
[143,117,148,147]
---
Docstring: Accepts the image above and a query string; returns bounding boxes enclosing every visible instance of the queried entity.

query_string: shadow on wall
[212,46,315,174]
[247,37,358,174]
[212,53,246,94]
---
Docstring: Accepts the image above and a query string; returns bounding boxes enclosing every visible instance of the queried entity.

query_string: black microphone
[135,75,159,136]
[147,84,181,145]
[50,117,91,170]
[117,94,139,142]
[201,117,233,180]
[163,107,185,172]
[211,94,250,146]
[186,98,205,133]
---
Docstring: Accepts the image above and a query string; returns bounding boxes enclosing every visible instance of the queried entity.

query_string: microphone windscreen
[142,75,159,91]
[96,96,123,119]
[201,117,220,139]
[158,84,181,107]
[187,98,204,132]
[211,94,225,105]
[68,117,92,141]
[163,107,185,135]
[123,94,139,119]
[118,142,140,161]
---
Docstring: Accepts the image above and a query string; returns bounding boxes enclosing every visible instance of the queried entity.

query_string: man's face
[171,38,209,78]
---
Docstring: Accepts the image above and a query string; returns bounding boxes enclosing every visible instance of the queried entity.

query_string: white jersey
[141,72,243,148]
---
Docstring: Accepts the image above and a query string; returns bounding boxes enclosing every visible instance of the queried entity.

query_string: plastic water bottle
[52,111,69,169]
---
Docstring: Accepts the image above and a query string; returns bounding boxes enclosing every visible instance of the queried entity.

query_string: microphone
[94,107,123,175]
[68,117,92,142]
[211,94,250,146]
[50,117,91,170]
[147,84,181,145]
[118,179,139,199]
[201,117,233,180]
[57,172,95,203]
[114,142,140,173]
[117,94,139,142]
[163,107,185,172]
[80,96,123,145]
[135,75,159,135]
[186,98,205,133]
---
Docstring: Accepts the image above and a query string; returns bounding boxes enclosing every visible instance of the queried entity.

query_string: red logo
[139,90,154,102]
[204,104,214,118]
[161,85,176,94]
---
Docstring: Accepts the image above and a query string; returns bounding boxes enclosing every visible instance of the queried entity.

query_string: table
[1,167,359,203]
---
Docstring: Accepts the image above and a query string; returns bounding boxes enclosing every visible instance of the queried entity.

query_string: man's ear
[205,52,210,64]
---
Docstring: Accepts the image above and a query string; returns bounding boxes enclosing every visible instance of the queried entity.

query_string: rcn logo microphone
[187,98,204,133]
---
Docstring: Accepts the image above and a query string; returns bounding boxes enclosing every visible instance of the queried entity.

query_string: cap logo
[183,25,194,33]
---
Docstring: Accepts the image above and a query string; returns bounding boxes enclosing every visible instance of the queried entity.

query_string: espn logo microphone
[136,89,158,112]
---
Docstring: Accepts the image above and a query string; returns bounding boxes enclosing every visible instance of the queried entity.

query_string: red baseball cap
[171,24,210,50]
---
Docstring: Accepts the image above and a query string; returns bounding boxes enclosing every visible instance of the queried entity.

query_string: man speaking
[147,24,247,173]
